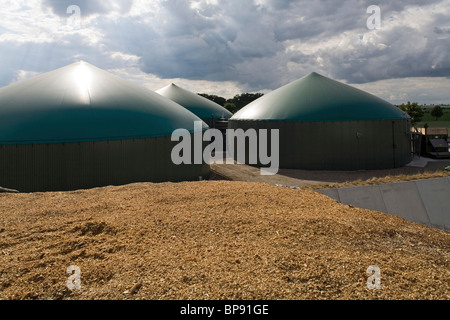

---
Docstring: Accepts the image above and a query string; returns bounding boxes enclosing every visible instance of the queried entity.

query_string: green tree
[224,102,238,114]
[430,105,444,120]
[228,93,264,111]
[198,92,264,113]
[198,93,227,106]
[397,101,424,126]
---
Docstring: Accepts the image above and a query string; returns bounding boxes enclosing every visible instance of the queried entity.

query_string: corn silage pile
[0,181,448,300]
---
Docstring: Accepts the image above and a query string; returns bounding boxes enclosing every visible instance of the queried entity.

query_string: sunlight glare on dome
[72,61,92,104]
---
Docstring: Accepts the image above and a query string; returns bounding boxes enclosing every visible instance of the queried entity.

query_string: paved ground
[210,155,450,187]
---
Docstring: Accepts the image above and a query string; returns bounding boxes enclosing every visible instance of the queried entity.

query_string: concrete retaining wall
[318,177,450,231]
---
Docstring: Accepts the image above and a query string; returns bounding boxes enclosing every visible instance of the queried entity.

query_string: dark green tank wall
[228,119,412,170]
[0,135,210,192]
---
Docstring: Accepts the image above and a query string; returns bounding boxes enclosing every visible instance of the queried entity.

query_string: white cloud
[10,69,40,83]
[353,77,450,105]
[107,66,242,98]
[0,0,449,103]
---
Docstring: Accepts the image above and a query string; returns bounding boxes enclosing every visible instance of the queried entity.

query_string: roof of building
[0,61,206,145]
[156,83,233,120]
[231,72,410,122]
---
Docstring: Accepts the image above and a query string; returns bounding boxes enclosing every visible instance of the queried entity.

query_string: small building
[416,128,450,159]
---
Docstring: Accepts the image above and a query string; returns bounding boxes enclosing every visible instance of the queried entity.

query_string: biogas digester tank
[0,61,209,192]
[229,72,412,170]
[156,83,232,127]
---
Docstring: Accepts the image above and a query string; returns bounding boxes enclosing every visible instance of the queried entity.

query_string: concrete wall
[318,177,450,231]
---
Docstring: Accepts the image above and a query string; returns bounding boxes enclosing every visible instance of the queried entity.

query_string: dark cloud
[97,1,282,83]
[316,15,450,84]
[434,26,450,34]
[130,0,449,88]
[159,0,216,36]
[1,0,449,97]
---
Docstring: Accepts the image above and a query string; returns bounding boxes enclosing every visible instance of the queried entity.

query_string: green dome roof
[156,83,233,120]
[0,61,207,145]
[231,72,410,122]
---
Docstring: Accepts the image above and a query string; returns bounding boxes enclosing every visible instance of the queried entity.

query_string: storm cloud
[1,0,449,103]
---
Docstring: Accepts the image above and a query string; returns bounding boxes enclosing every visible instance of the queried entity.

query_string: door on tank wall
[391,120,412,168]
[392,121,397,168]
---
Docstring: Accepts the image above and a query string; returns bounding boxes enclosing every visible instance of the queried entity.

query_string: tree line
[397,102,446,126]
[198,93,264,114]
[199,93,447,125]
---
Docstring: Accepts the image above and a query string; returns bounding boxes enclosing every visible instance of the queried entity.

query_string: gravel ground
[0,181,448,300]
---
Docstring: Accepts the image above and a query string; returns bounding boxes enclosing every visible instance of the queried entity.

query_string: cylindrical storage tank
[0,61,210,192]
[156,83,233,128]
[229,72,412,170]
[157,83,233,152]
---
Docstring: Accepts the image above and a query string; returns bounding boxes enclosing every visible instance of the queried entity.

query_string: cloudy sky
[1,0,449,104]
